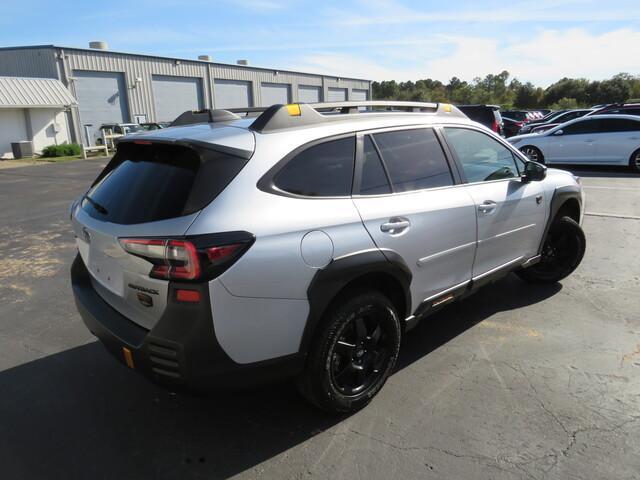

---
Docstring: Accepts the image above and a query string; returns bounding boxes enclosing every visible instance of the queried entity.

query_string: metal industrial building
[0,44,371,146]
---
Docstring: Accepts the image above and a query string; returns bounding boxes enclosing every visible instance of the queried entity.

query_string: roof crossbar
[171,109,240,126]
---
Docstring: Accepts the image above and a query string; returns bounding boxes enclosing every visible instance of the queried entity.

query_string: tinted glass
[82,143,247,224]
[444,127,519,183]
[458,106,493,126]
[603,108,640,116]
[360,136,391,195]
[274,137,355,196]
[373,129,453,192]
[561,111,588,122]
[562,119,601,135]
[599,118,640,132]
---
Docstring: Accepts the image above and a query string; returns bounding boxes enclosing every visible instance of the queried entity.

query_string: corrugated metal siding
[0,76,76,108]
[1,47,371,126]
[0,48,58,79]
[61,48,370,121]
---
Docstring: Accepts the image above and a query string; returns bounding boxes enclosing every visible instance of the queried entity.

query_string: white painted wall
[0,109,28,159]
[0,108,71,158]
[29,109,71,153]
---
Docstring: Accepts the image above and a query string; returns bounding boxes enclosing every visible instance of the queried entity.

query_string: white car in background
[508,114,640,173]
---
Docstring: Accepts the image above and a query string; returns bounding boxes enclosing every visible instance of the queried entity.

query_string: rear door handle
[380,218,411,234]
[477,201,497,214]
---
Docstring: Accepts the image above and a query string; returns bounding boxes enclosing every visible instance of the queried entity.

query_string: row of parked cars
[458,103,640,172]
[93,122,170,146]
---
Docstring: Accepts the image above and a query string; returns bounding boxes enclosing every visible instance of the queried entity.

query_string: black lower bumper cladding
[70,254,302,391]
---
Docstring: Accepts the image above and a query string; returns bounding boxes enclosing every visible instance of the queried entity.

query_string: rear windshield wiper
[83,194,109,215]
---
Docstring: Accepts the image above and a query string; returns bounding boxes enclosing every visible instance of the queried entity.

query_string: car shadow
[0,275,561,480]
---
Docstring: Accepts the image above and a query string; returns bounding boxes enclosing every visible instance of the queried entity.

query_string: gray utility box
[11,141,34,159]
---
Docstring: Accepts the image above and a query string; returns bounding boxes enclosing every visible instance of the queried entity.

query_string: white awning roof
[0,76,77,109]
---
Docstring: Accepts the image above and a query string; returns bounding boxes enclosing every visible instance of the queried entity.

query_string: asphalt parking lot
[0,159,638,480]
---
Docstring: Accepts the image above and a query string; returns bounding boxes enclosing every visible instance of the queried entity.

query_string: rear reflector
[176,289,201,303]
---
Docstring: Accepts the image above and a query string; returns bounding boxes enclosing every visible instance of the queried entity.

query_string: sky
[1,0,639,87]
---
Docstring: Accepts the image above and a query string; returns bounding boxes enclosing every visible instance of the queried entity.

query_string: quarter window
[599,118,640,132]
[372,128,453,192]
[273,136,355,197]
[444,128,520,183]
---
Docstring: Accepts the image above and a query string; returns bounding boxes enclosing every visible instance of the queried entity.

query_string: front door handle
[477,201,497,214]
[380,218,411,234]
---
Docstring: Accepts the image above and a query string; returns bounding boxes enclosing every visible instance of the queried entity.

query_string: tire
[297,290,401,413]
[629,149,640,173]
[517,216,586,284]
[520,146,545,164]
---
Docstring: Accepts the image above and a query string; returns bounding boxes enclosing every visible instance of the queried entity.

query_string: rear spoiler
[170,101,466,133]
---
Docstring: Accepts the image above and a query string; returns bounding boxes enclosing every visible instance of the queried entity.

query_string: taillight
[516,121,524,127]
[492,120,500,132]
[119,234,253,282]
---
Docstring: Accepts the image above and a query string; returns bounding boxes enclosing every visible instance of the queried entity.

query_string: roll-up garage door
[214,79,253,109]
[298,85,322,103]
[73,70,128,145]
[351,89,369,101]
[152,75,203,122]
[261,83,291,106]
[328,87,347,102]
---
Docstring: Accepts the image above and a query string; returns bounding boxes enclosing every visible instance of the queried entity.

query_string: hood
[507,132,543,143]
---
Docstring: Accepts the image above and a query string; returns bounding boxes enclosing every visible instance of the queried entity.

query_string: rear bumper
[71,254,303,391]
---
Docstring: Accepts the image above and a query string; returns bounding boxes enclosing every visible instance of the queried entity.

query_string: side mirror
[553,129,564,136]
[522,161,547,182]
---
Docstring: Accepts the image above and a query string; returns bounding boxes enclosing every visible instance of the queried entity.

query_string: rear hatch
[72,131,253,329]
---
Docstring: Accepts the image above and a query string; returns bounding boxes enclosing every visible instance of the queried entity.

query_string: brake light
[516,121,524,127]
[207,244,242,262]
[492,120,499,132]
[119,236,252,281]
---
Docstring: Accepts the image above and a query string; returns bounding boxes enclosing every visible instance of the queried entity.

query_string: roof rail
[248,101,465,133]
[171,101,465,131]
[309,100,439,113]
[171,108,240,126]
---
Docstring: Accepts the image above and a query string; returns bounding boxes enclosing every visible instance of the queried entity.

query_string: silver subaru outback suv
[70,101,586,413]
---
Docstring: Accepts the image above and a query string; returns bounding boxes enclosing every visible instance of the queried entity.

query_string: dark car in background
[501,117,525,137]
[501,110,528,122]
[589,103,640,117]
[457,104,503,135]
[519,109,593,134]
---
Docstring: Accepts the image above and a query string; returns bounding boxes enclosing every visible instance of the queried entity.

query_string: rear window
[82,143,247,224]
[458,106,494,126]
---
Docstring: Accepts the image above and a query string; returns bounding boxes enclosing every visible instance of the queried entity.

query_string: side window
[360,136,391,195]
[562,119,600,135]
[600,118,640,132]
[372,128,453,192]
[273,136,355,197]
[444,127,519,183]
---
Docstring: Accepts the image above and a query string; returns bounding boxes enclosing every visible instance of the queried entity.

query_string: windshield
[123,125,143,134]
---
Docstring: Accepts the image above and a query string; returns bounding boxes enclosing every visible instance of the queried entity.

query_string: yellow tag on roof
[286,104,302,116]
[442,103,452,112]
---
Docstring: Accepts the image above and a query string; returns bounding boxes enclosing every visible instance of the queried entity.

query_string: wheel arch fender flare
[299,249,412,356]
[538,185,582,254]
